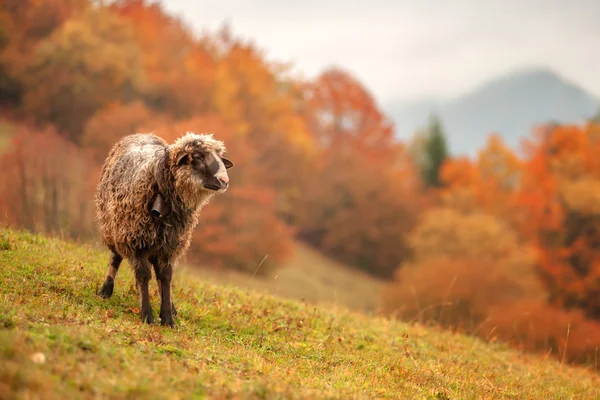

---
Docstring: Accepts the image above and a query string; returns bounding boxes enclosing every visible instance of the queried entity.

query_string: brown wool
[94,131,232,326]
[95,132,228,261]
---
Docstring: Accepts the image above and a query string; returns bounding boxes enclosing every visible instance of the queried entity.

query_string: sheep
[94,131,234,327]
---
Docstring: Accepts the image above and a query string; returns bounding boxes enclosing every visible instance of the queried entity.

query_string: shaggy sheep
[94,132,234,327]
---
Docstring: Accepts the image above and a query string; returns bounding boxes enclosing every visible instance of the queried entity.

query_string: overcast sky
[161,0,600,105]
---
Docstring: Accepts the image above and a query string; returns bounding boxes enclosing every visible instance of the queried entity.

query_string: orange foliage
[21,0,75,40]
[381,208,543,329]
[517,123,600,318]
[0,0,89,106]
[439,134,523,226]
[383,123,600,367]
[18,6,145,139]
[111,0,216,118]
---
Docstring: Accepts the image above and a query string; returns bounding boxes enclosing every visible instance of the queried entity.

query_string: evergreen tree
[420,114,449,188]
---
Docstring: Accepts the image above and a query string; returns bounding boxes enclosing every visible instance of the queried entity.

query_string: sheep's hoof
[98,279,114,299]
[161,319,175,328]
[140,308,154,325]
[160,312,175,328]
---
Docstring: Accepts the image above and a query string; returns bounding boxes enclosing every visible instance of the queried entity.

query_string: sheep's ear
[176,152,190,166]
[221,157,234,169]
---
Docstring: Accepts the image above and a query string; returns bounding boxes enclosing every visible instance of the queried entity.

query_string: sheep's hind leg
[133,256,154,324]
[98,249,122,299]
[152,258,175,327]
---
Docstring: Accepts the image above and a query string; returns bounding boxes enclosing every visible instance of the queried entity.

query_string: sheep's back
[95,134,168,257]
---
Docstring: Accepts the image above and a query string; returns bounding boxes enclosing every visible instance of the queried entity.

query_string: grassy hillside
[1,228,599,399]
[186,242,385,314]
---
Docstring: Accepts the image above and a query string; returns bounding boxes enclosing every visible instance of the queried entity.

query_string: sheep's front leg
[153,258,175,327]
[132,257,154,324]
[152,260,177,319]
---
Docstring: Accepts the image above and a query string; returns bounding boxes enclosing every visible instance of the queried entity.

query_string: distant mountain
[384,68,600,157]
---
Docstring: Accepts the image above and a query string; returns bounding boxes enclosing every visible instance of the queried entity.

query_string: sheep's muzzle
[201,152,231,192]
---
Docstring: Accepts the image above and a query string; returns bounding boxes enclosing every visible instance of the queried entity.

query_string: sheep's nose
[215,174,229,189]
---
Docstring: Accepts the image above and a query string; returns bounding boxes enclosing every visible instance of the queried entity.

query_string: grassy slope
[1,228,599,399]
[186,242,385,314]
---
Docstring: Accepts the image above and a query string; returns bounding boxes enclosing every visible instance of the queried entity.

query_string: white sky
[161,0,600,105]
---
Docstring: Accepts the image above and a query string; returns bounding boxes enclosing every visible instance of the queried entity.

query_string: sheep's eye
[191,154,207,171]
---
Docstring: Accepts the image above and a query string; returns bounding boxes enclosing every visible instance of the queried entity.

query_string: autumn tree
[517,122,600,319]
[381,207,544,329]
[110,0,217,118]
[0,123,99,238]
[0,0,89,107]
[296,67,424,278]
[17,6,144,140]
[436,134,524,226]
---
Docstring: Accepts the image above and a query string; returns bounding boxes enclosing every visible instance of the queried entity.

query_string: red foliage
[295,68,425,278]
[516,123,600,318]
[0,123,99,239]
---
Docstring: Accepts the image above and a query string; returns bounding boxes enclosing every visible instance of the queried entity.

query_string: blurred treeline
[2,0,600,370]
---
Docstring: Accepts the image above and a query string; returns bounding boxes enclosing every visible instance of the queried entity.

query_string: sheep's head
[170,132,234,196]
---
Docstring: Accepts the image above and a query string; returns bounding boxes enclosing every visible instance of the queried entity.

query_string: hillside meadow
[185,242,385,315]
[1,227,599,399]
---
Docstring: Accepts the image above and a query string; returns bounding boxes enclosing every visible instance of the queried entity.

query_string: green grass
[1,227,599,399]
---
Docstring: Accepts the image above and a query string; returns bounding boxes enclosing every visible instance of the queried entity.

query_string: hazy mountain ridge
[385,68,600,157]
